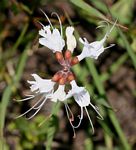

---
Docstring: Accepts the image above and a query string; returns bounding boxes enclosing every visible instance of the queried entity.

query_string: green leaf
[70,0,106,20]
[118,29,136,69]
[0,44,30,149]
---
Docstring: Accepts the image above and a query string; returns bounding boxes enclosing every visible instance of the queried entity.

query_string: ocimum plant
[15,10,116,137]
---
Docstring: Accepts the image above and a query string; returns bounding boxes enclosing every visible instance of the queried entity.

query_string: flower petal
[65,80,90,107]
[66,26,77,52]
[74,89,90,107]
[28,74,55,93]
[78,21,116,61]
[51,85,66,102]
[39,26,65,52]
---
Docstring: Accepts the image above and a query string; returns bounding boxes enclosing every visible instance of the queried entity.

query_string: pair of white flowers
[16,10,116,135]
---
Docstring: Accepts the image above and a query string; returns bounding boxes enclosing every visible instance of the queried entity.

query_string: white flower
[77,20,117,61]
[51,85,66,102]
[27,74,55,93]
[66,26,77,53]
[38,10,65,53]
[15,74,55,120]
[39,26,65,53]
[65,80,103,133]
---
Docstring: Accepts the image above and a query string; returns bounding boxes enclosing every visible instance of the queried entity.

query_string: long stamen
[65,103,74,121]
[64,104,76,138]
[106,19,117,38]
[15,95,45,119]
[37,21,45,28]
[51,12,63,37]
[13,95,35,102]
[72,106,83,128]
[96,24,106,29]
[109,19,118,35]
[33,97,47,109]
[104,44,115,50]
[38,114,52,127]
[84,107,94,134]
[27,106,42,120]
[89,103,103,120]
[65,104,83,132]
[27,97,47,120]
[96,20,109,30]
[40,9,54,30]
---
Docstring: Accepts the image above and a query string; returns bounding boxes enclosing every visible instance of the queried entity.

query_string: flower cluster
[16,10,116,137]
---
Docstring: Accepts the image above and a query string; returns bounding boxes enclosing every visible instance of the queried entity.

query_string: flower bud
[70,57,79,66]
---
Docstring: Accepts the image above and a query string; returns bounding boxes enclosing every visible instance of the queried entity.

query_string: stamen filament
[64,103,76,138]
[89,103,103,120]
[51,12,63,37]
[13,95,35,102]
[85,107,94,134]
[27,97,47,119]
[40,9,54,30]
[15,95,45,119]
[37,21,45,28]
[33,97,47,109]
[104,44,115,50]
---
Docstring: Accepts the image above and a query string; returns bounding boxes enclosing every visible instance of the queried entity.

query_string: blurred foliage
[0,0,136,150]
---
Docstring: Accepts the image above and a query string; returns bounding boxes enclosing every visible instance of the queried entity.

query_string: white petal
[52,85,66,102]
[39,38,47,46]
[66,26,74,36]
[65,80,90,107]
[52,28,61,36]
[39,25,51,37]
[66,26,76,52]
[39,29,46,37]
[78,21,116,60]
[74,89,90,107]
[39,27,65,52]
[28,74,55,93]
[79,37,89,45]
[43,25,51,34]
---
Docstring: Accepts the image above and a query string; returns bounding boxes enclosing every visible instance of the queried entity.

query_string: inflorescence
[15,10,117,137]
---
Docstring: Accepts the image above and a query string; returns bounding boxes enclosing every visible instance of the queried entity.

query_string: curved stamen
[64,103,76,138]
[37,21,45,28]
[96,20,110,32]
[15,95,45,119]
[51,12,63,37]
[84,107,94,134]
[109,19,118,35]
[98,20,110,27]
[27,106,42,120]
[38,114,52,127]
[13,95,36,102]
[27,97,47,120]
[89,103,103,120]
[65,103,83,128]
[33,97,47,109]
[65,103,74,121]
[105,19,117,38]
[96,24,106,29]
[40,9,54,30]
[72,106,83,128]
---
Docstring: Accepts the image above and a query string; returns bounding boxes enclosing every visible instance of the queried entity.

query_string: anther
[70,57,79,66]
[65,50,72,59]
[55,52,64,65]
[59,77,66,85]
[52,72,62,82]
[67,72,75,82]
